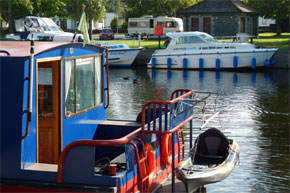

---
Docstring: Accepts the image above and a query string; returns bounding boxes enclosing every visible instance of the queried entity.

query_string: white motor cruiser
[148,32,277,69]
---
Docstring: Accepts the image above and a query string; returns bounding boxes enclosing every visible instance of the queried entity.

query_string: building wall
[213,15,239,36]
[182,13,258,37]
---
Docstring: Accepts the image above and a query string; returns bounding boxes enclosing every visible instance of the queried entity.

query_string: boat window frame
[64,53,104,119]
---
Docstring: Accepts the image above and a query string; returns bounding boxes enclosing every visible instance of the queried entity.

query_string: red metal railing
[141,89,194,134]
[56,127,142,183]
[56,89,195,191]
[170,89,192,100]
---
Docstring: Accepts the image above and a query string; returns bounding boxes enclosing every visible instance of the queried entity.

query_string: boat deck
[25,163,58,172]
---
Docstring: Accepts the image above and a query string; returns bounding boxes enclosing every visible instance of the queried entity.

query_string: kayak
[175,128,240,193]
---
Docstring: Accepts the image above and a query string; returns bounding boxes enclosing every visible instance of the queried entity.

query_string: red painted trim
[56,128,142,183]
[170,89,192,100]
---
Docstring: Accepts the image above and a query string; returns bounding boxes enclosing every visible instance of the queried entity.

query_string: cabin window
[38,68,53,118]
[129,22,137,27]
[64,55,103,117]
[176,36,189,44]
[165,21,174,28]
[189,36,204,43]
[177,36,205,44]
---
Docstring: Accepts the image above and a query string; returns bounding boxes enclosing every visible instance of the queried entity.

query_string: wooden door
[37,60,60,164]
[203,17,211,34]
[240,17,245,33]
[191,18,199,31]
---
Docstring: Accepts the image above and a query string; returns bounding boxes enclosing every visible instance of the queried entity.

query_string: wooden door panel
[203,17,211,34]
[191,18,199,31]
[37,60,60,164]
[38,128,53,163]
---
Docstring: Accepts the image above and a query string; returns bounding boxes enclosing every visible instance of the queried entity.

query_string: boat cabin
[0,41,197,192]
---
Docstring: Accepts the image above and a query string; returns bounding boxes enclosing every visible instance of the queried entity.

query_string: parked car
[99,28,114,40]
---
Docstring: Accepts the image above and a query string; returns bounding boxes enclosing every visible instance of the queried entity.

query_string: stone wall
[272,50,290,68]
[213,15,239,36]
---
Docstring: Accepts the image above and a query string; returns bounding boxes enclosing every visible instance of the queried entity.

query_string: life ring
[161,133,172,166]
[140,143,156,186]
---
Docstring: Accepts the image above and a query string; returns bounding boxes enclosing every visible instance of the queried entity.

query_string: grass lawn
[97,32,289,50]
[254,33,289,50]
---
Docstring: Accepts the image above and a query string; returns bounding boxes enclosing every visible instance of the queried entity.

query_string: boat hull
[148,49,277,69]
[175,140,240,193]
[109,48,141,67]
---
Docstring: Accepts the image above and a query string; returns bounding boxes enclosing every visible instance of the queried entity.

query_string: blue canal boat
[0,41,200,192]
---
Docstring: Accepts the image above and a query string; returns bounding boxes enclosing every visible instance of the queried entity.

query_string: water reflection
[108,68,289,192]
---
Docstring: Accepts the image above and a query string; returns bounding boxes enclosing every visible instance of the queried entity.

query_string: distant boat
[148,31,277,69]
[175,128,240,193]
[5,16,83,42]
[91,42,142,67]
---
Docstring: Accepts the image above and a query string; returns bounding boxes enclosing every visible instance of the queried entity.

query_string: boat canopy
[14,16,63,33]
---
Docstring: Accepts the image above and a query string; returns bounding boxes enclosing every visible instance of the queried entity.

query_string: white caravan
[127,16,183,37]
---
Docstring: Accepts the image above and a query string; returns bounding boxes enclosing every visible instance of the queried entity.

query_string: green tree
[122,0,198,20]
[0,0,33,33]
[64,0,108,39]
[246,0,289,35]
[32,0,67,18]
[110,16,118,32]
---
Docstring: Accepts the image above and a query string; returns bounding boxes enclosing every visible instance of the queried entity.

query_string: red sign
[154,25,163,36]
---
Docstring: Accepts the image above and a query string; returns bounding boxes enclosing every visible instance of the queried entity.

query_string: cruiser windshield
[199,34,219,43]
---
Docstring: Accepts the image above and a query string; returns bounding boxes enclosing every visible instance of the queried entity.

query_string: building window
[64,55,103,117]
[262,18,267,25]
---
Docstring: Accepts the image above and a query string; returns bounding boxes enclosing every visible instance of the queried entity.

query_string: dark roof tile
[178,0,259,14]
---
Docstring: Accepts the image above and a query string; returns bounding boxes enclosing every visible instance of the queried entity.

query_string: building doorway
[203,17,211,34]
[191,18,199,31]
[240,17,246,33]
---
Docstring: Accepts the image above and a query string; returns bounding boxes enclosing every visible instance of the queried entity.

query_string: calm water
[107,67,289,193]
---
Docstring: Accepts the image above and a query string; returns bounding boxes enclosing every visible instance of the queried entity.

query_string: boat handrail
[0,50,10,56]
[141,89,195,134]
[56,127,142,183]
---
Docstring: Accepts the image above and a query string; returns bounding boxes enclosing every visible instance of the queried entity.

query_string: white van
[127,16,183,38]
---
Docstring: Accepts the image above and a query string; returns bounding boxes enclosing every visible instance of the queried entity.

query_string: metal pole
[29,33,34,121]
[138,33,141,48]
[190,120,193,149]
